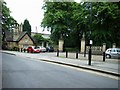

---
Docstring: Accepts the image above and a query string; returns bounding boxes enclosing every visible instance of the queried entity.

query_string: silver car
[38,46,46,52]
[105,48,120,59]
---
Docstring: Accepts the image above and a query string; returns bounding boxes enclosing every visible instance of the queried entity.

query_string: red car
[27,46,40,53]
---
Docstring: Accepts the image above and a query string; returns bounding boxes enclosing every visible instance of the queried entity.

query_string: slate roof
[16,31,35,43]
[16,31,27,41]
[4,30,13,42]
[5,30,35,44]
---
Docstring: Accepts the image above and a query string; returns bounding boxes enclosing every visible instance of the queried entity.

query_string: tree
[32,34,44,45]
[23,19,31,35]
[1,1,17,49]
[89,2,120,47]
[2,1,17,39]
[41,2,83,48]
[41,2,120,48]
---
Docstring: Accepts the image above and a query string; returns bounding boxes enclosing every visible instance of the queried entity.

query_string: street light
[88,2,92,65]
[84,16,88,57]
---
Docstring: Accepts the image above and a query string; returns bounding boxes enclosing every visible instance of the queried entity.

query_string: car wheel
[106,54,111,58]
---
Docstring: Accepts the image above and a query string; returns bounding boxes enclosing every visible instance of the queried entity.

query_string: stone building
[4,23,34,50]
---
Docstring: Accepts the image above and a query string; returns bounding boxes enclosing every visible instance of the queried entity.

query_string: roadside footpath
[2,50,120,77]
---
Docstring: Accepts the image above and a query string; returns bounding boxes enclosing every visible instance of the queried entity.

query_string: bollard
[57,49,59,57]
[103,52,105,62]
[24,48,26,52]
[88,48,91,65]
[76,51,78,59]
[66,51,68,58]
[21,48,23,52]
[84,45,86,57]
[84,51,86,57]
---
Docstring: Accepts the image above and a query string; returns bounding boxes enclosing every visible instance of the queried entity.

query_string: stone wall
[7,42,18,50]
[86,46,103,55]
[18,34,34,49]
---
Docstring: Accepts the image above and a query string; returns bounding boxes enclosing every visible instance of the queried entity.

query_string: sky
[4,0,50,33]
[4,0,81,34]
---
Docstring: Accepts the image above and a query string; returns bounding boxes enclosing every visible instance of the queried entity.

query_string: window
[117,50,120,52]
[111,49,117,52]
[34,46,39,49]
[108,50,111,52]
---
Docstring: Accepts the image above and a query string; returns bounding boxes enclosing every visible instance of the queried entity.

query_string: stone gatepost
[46,42,49,47]
[42,42,44,47]
[58,39,64,52]
[102,43,106,52]
[80,33,85,53]
[112,43,116,48]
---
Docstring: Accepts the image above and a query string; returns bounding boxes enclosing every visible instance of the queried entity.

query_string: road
[2,53,118,88]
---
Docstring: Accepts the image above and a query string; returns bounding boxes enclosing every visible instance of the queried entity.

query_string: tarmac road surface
[2,53,119,88]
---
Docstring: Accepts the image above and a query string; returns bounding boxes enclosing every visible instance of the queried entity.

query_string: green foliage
[2,1,17,40]
[23,19,31,35]
[42,2,82,48]
[2,1,17,49]
[32,34,54,46]
[32,34,44,45]
[91,2,120,46]
[12,46,19,51]
[41,2,120,48]
[65,47,79,52]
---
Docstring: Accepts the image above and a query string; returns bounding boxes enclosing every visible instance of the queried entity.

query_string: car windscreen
[34,46,39,49]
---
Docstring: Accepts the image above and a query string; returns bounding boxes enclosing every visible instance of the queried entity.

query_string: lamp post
[88,2,92,65]
[84,16,88,57]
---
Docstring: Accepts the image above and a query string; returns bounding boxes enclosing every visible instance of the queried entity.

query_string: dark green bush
[12,47,19,51]
[64,47,79,52]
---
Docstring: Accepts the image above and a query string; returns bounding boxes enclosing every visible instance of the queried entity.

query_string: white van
[105,48,120,59]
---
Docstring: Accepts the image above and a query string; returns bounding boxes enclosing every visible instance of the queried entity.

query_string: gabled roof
[16,31,35,44]
[16,31,27,41]
[5,30,35,44]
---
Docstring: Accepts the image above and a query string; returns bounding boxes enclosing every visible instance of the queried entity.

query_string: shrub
[64,47,79,52]
[12,46,19,51]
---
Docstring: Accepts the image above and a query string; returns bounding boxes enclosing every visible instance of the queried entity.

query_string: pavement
[2,50,120,77]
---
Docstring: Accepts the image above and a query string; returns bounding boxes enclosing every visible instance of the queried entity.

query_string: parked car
[46,46,54,52]
[27,46,40,53]
[105,48,120,59]
[38,46,46,52]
